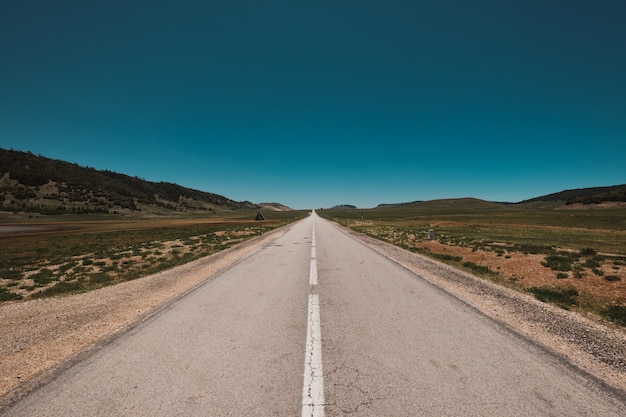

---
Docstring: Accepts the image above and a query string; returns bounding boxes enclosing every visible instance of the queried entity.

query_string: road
[3,213,626,416]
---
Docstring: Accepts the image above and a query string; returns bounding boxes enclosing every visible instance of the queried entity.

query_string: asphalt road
[4,213,626,416]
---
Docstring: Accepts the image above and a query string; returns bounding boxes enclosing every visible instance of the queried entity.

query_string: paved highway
[3,213,626,416]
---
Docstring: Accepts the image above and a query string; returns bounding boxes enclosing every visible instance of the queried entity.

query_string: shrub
[528,286,579,309]
[90,272,113,285]
[0,287,23,301]
[600,305,626,327]
[31,269,56,285]
[556,272,569,279]
[584,258,602,268]
[580,247,597,256]
[604,275,622,282]
[542,254,577,271]
[1,268,24,280]
[572,264,585,278]
[592,268,604,277]
[432,253,463,262]
[31,280,83,297]
[462,262,493,275]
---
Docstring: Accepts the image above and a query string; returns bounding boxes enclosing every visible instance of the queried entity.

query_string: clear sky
[1,1,625,209]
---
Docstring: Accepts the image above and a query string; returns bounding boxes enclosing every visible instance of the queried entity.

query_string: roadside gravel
[341,226,626,394]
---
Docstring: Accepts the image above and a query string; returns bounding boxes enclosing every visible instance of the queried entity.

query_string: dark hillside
[520,185,626,205]
[330,204,358,209]
[0,148,257,215]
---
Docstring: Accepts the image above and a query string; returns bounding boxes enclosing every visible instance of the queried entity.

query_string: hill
[330,204,358,210]
[0,149,257,216]
[376,200,423,208]
[399,198,504,209]
[520,184,626,206]
[259,202,293,212]
[372,187,626,210]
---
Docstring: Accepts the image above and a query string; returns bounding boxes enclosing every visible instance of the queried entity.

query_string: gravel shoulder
[338,224,626,394]
[0,223,293,409]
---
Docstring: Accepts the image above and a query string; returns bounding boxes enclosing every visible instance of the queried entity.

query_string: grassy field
[318,201,626,327]
[0,209,308,301]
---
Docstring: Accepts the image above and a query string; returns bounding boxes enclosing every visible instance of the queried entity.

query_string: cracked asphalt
[3,213,626,416]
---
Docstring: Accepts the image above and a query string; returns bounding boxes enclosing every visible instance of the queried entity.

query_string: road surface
[3,213,626,416]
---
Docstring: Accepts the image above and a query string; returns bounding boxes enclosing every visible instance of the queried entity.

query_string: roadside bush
[31,268,56,285]
[432,253,463,262]
[528,286,579,310]
[584,256,604,268]
[1,268,24,280]
[31,280,83,298]
[0,287,23,301]
[580,247,597,256]
[542,254,578,271]
[462,262,493,275]
[89,272,113,285]
[601,305,626,327]
[572,264,585,278]
[515,244,553,255]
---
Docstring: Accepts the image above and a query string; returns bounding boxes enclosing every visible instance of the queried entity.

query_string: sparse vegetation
[0,214,306,300]
[319,199,626,326]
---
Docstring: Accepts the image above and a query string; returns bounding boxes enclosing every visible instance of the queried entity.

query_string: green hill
[0,148,257,216]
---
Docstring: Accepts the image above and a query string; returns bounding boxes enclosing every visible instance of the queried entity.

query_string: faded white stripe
[302,294,324,417]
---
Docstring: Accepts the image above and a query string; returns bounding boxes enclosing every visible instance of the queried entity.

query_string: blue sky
[1,1,625,209]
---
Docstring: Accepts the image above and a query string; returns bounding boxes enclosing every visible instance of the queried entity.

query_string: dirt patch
[416,240,626,305]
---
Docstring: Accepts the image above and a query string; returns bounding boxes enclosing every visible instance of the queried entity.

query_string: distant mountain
[0,148,258,215]
[520,185,626,205]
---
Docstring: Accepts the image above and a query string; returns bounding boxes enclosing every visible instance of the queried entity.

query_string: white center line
[302,294,324,417]
[302,217,324,417]
[310,228,318,286]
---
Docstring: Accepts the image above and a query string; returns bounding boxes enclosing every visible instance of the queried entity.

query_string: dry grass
[0,215,305,301]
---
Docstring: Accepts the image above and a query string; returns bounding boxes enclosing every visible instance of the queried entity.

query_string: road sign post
[255,210,265,235]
